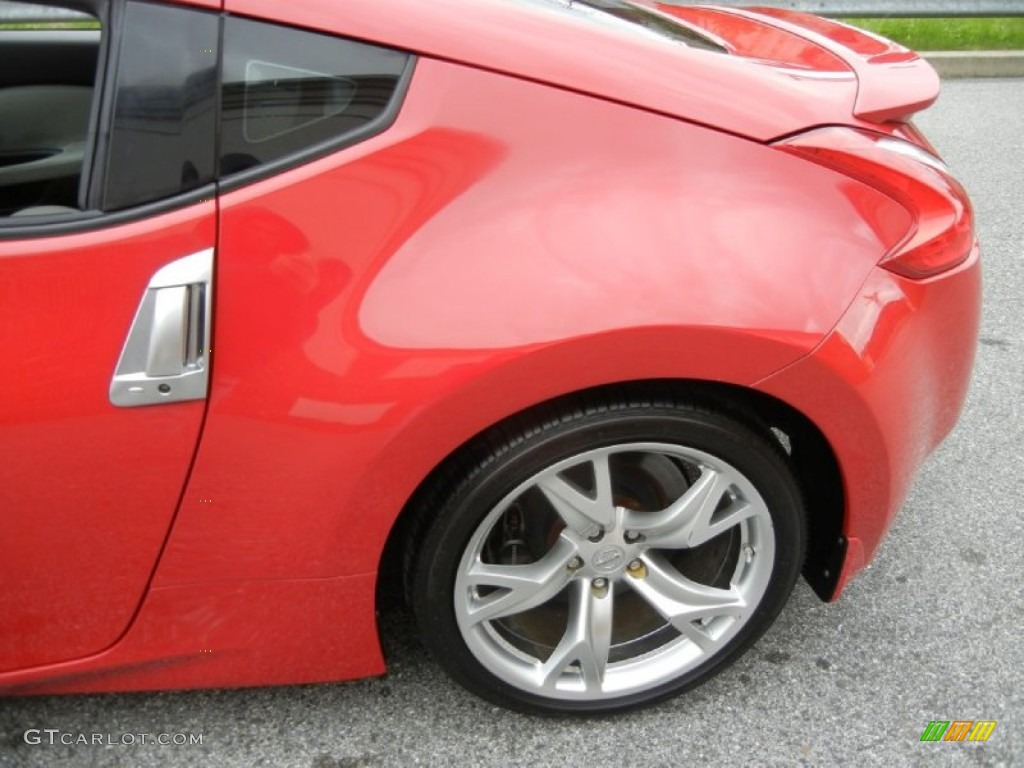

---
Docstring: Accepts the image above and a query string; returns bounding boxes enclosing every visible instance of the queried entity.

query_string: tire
[409,395,806,714]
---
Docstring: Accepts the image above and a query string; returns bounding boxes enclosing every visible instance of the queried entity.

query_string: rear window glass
[537,0,725,53]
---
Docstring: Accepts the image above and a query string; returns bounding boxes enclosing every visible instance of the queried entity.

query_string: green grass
[841,17,1024,51]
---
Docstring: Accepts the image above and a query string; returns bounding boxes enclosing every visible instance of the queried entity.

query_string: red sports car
[0,0,979,714]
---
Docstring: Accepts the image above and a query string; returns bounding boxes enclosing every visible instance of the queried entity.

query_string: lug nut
[624,530,642,542]
[627,559,647,579]
[567,556,583,571]
[587,528,605,543]
[591,577,610,597]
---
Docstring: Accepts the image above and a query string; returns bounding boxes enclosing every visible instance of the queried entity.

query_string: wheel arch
[376,378,846,617]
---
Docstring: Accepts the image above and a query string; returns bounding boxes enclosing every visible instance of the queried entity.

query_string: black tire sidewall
[412,404,805,715]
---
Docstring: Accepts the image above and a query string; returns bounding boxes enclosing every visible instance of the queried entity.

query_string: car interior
[0,21,100,218]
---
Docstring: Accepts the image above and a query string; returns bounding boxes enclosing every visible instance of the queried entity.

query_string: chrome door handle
[109,249,213,407]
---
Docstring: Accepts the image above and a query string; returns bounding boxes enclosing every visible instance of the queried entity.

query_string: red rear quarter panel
[134,3,963,611]
[156,58,907,589]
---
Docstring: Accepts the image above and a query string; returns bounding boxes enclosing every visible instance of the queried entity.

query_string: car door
[0,0,220,671]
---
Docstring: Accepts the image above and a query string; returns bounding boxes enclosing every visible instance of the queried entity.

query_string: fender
[154,59,910,587]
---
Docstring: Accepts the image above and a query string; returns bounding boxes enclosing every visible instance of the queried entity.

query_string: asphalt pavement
[1,78,1022,768]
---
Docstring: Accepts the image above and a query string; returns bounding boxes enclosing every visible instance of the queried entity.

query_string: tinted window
[220,17,410,176]
[0,2,101,217]
[103,1,217,211]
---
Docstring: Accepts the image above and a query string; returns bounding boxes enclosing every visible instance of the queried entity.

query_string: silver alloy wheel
[453,442,775,701]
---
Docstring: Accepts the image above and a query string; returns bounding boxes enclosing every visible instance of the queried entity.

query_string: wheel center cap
[592,545,625,573]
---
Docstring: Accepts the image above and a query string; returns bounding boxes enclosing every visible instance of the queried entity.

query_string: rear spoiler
[704,6,941,123]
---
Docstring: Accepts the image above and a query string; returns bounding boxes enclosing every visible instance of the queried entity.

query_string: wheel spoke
[627,552,746,636]
[675,618,716,652]
[624,466,759,548]
[464,535,578,625]
[452,439,783,706]
[536,451,616,536]
[540,579,614,692]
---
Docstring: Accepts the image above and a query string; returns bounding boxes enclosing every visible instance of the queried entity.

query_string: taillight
[775,127,973,279]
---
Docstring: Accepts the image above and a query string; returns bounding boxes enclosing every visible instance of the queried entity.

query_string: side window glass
[0,2,101,218]
[103,1,218,211]
[220,17,411,176]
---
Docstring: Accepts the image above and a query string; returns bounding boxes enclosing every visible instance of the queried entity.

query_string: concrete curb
[924,51,1024,78]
